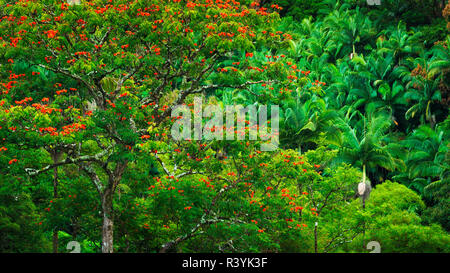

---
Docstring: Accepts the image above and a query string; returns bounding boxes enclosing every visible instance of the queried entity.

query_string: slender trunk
[101,188,114,253]
[124,234,130,253]
[362,164,366,185]
[362,164,366,251]
[72,219,79,239]
[362,221,366,251]
[51,152,60,253]
[362,164,367,209]
[429,114,436,129]
[52,230,58,253]
[314,222,318,253]
[296,183,303,222]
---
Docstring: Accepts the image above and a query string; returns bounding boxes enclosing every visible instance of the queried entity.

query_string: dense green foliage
[0,0,448,253]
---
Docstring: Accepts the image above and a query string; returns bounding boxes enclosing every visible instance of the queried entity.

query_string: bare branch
[25,145,113,177]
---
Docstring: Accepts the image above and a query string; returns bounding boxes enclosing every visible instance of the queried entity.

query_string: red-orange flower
[45,30,58,39]
[8,159,18,164]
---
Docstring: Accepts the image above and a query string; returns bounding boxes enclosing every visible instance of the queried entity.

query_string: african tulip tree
[0,0,313,252]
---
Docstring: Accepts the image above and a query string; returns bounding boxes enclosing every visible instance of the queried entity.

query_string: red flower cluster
[8,158,18,165]
[44,30,58,39]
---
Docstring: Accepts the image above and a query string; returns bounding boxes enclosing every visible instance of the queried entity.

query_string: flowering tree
[0,0,314,252]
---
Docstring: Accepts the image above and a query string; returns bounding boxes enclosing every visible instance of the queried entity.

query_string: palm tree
[323,8,374,60]
[325,62,366,109]
[366,53,397,87]
[405,75,442,128]
[376,81,408,122]
[336,108,405,186]
[393,124,448,194]
[347,77,378,111]
[377,22,423,65]
[281,97,341,153]
[428,37,450,79]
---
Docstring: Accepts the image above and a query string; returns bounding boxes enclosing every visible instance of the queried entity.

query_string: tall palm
[325,62,366,109]
[366,53,396,87]
[323,8,374,59]
[376,81,408,122]
[377,22,423,65]
[405,75,442,128]
[281,97,341,153]
[347,77,378,111]
[428,37,450,79]
[336,109,405,186]
[394,124,448,193]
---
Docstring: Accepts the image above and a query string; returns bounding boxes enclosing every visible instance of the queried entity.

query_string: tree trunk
[314,221,318,253]
[362,164,366,185]
[101,188,114,253]
[429,114,436,129]
[52,230,58,253]
[362,164,367,251]
[124,234,130,253]
[362,164,367,209]
[84,160,127,253]
[51,151,61,253]
[296,183,303,222]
